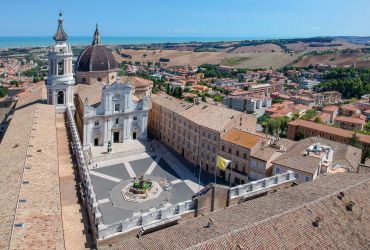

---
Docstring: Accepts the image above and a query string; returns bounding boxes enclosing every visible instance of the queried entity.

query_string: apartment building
[223,95,272,114]
[287,119,370,151]
[340,104,361,117]
[292,96,315,107]
[309,91,341,106]
[219,128,293,185]
[334,116,365,131]
[322,105,339,124]
[248,83,271,96]
[149,94,257,175]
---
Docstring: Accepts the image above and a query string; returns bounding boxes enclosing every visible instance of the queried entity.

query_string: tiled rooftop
[75,82,105,106]
[0,104,64,249]
[289,119,370,144]
[119,76,153,87]
[272,137,362,174]
[101,173,370,250]
[221,128,262,149]
[335,116,366,125]
[151,94,256,132]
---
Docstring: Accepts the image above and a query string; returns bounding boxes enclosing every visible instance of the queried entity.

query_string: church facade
[81,83,149,148]
[47,13,150,148]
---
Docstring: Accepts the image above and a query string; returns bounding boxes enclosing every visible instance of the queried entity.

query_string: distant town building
[287,119,370,151]
[300,78,320,89]
[334,116,365,131]
[340,103,361,117]
[322,105,339,124]
[223,95,271,114]
[272,137,361,183]
[248,83,271,96]
[309,91,341,106]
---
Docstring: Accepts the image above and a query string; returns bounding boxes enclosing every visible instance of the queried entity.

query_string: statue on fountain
[130,174,152,195]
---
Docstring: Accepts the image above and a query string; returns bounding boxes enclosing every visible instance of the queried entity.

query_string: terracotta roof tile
[102,173,370,250]
[221,128,262,149]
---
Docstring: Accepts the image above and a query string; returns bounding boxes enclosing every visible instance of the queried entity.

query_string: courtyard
[87,140,214,225]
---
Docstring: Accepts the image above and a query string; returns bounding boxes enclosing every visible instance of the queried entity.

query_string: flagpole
[198,161,202,194]
[229,154,233,188]
[214,164,217,184]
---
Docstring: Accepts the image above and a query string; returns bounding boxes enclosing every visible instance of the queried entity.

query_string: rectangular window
[236,150,239,157]
[114,103,120,111]
[305,176,310,182]
[275,166,280,174]
[95,121,99,126]
[222,145,225,151]
[133,116,137,120]
[228,148,232,154]
[243,152,247,159]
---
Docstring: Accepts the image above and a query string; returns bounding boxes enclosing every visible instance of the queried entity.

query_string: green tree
[213,94,222,103]
[348,132,363,150]
[267,119,281,136]
[314,116,322,123]
[302,109,317,120]
[365,122,370,132]
[166,84,171,95]
[0,87,8,98]
[294,129,305,140]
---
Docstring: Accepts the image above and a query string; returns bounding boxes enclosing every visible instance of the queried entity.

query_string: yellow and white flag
[216,155,231,170]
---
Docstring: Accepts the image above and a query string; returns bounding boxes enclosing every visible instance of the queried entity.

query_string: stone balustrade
[66,106,103,237]
[229,171,295,199]
[98,200,196,239]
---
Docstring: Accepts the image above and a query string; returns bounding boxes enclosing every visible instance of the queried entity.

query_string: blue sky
[1,0,370,37]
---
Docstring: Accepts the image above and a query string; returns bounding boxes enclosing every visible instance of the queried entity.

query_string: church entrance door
[133,132,137,140]
[94,138,99,146]
[113,132,120,143]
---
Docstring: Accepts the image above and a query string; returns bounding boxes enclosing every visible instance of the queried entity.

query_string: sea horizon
[0,35,303,49]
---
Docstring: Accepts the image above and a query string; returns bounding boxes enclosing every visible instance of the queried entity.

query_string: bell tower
[46,12,74,112]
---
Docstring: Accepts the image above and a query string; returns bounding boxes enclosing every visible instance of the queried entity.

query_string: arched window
[97,77,102,82]
[58,60,64,75]
[57,90,65,105]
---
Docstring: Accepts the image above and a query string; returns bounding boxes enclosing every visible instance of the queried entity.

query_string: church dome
[76,24,118,72]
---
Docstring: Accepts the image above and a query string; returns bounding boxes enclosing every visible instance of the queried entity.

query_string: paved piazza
[88,140,204,225]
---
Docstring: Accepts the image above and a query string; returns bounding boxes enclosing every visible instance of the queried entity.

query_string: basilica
[46,13,151,149]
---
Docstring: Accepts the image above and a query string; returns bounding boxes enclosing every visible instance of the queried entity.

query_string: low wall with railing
[98,200,195,239]
[229,171,295,199]
[66,107,103,237]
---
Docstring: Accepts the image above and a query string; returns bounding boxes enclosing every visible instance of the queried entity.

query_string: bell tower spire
[92,23,101,45]
[53,11,68,42]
